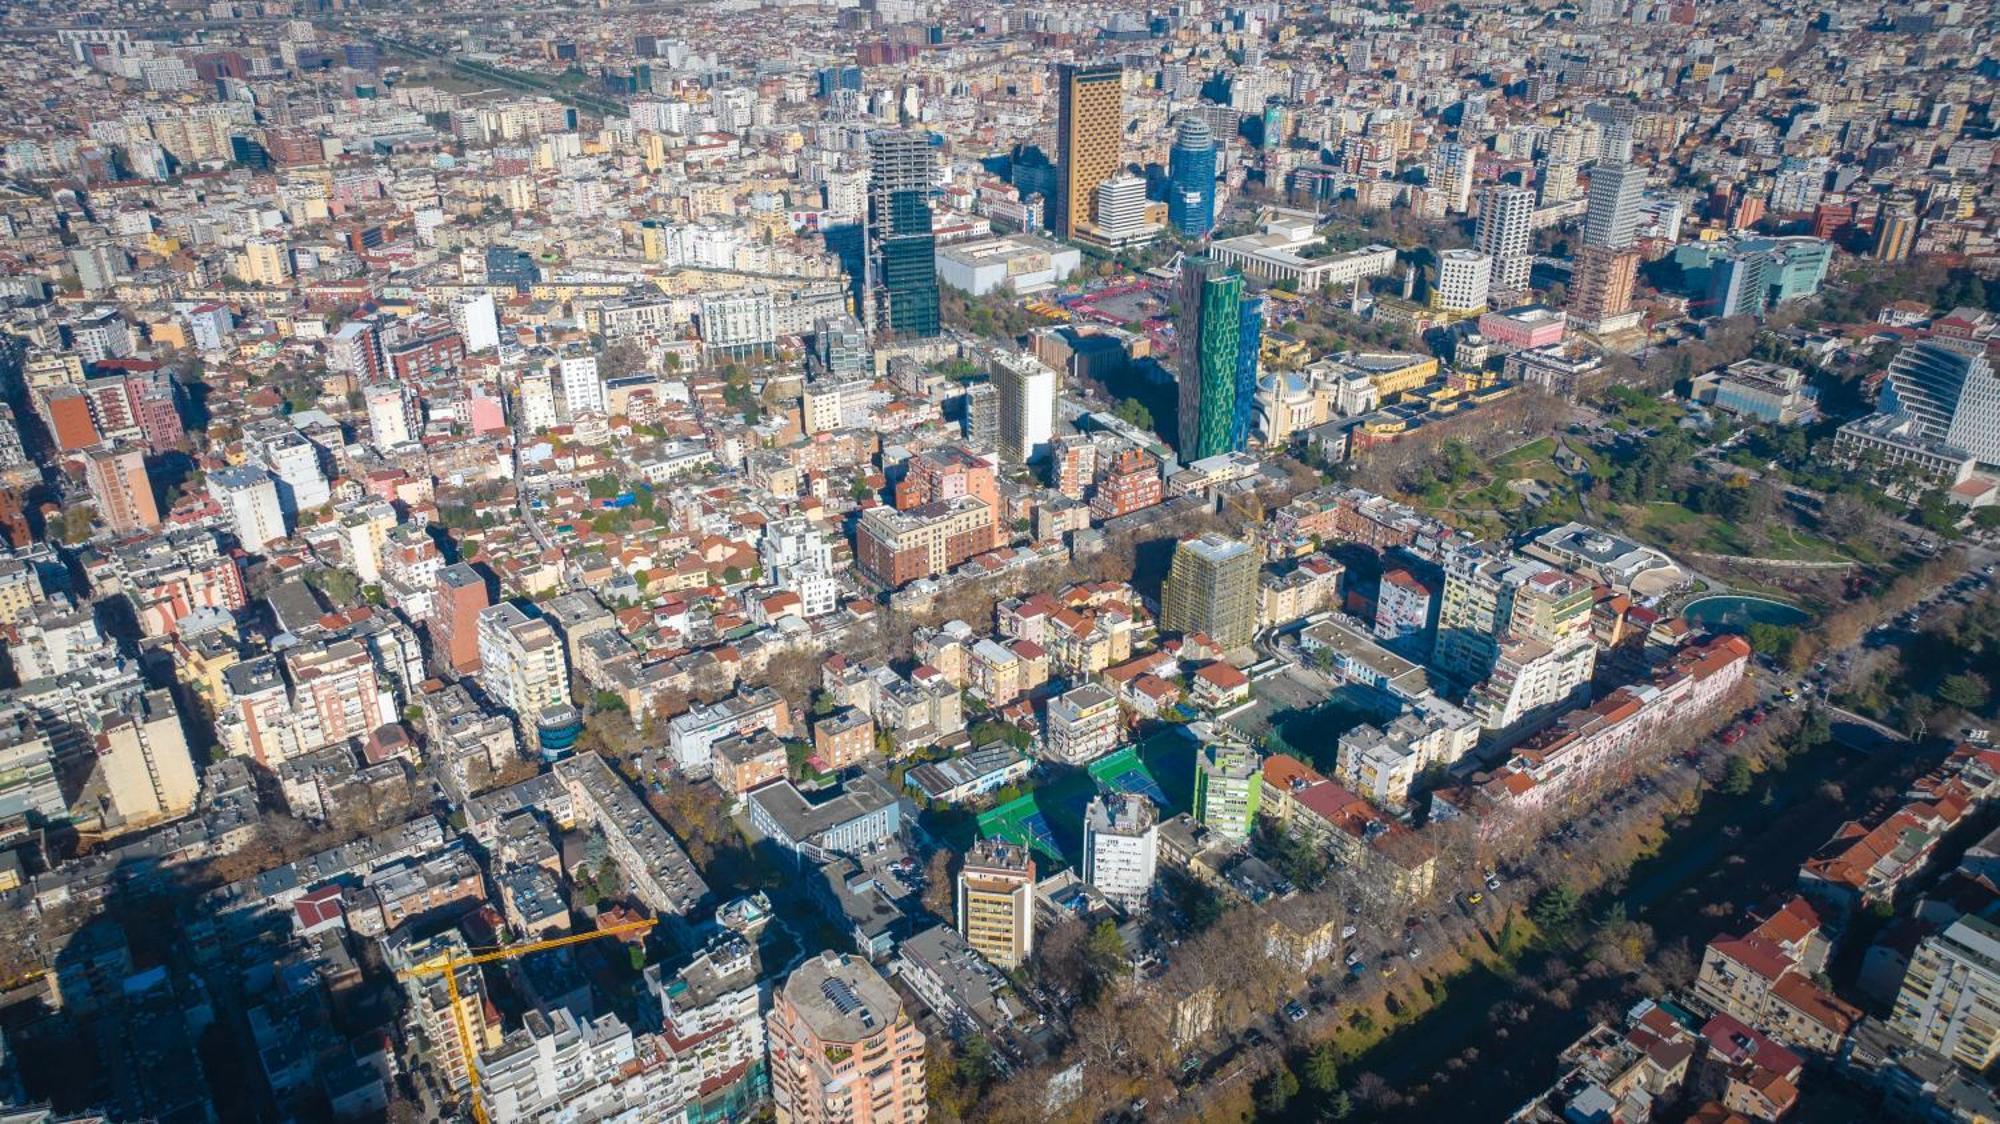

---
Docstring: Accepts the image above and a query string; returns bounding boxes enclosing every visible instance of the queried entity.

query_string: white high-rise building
[559,355,605,417]
[363,383,417,449]
[476,602,570,719]
[1477,186,1536,296]
[207,464,287,554]
[1879,338,2000,468]
[454,291,500,353]
[1434,249,1493,314]
[1428,141,1475,213]
[991,350,1056,464]
[258,432,331,516]
[1893,915,2000,1070]
[1092,174,1150,239]
[1584,161,1646,250]
[1083,793,1159,912]
[647,934,766,1107]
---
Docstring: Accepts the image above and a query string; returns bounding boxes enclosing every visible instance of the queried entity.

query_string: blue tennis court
[1101,766,1169,808]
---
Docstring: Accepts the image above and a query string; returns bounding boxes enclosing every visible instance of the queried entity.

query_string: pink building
[1478,304,1568,352]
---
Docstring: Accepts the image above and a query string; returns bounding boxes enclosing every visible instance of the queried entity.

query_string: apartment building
[768,952,926,1124]
[958,839,1036,971]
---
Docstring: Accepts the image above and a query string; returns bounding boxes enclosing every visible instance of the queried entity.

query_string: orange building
[769,953,927,1124]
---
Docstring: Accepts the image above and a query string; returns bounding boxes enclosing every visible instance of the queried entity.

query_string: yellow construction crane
[399,917,657,1124]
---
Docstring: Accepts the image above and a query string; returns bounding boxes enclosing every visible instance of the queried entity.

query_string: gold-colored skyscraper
[1053,62,1123,240]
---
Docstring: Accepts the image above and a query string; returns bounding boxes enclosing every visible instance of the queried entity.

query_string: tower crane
[398,916,658,1124]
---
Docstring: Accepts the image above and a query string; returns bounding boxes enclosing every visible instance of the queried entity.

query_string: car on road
[1466,891,1484,905]
[1484,872,1502,891]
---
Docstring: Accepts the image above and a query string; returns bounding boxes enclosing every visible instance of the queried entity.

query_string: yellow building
[1053,63,1124,240]
[173,628,241,723]
[957,839,1036,970]
[1327,351,1440,402]
[237,241,291,286]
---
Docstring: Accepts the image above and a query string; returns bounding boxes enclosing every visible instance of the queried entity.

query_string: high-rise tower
[1167,115,1217,236]
[1161,532,1258,649]
[1570,152,1646,332]
[1176,256,1256,460]
[1053,63,1123,241]
[866,130,940,338]
[1477,186,1536,297]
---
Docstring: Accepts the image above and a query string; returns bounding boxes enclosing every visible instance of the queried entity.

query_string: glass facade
[1167,117,1216,236]
[1231,295,1264,453]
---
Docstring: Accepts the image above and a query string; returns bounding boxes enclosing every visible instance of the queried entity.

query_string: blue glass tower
[1167,116,1217,237]
[1230,295,1263,452]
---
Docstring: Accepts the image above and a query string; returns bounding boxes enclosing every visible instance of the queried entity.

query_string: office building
[206,464,286,554]
[1161,533,1258,649]
[1176,255,1251,460]
[1088,173,1155,245]
[1583,162,1645,251]
[991,350,1056,464]
[1877,339,2000,467]
[432,563,489,675]
[1083,794,1159,911]
[1433,249,1493,314]
[768,952,926,1124]
[1476,186,1536,297]
[1167,115,1218,236]
[1233,295,1264,451]
[957,839,1036,970]
[1052,63,1123,241]
[867,130,940,339]
[476,602,569,719]
[1891,915,2000,1071]
[83,446,160,534]
[1195,741,1262,840]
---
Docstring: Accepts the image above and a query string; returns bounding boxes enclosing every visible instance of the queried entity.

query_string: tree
[308,566,363,605]
[1939,673,1991,712]
[1083,919,1129,983]
[1745,622,1799,662]
[1112,397,1154,432]
[1304,1041,1340,1094]
[921,849,956,919]
[1529,884,1580,936]
[1255,1063,1300,1115]
[1720,756,1755,796]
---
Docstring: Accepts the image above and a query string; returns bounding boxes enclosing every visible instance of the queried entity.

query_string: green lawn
[1492,437,1557,468]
